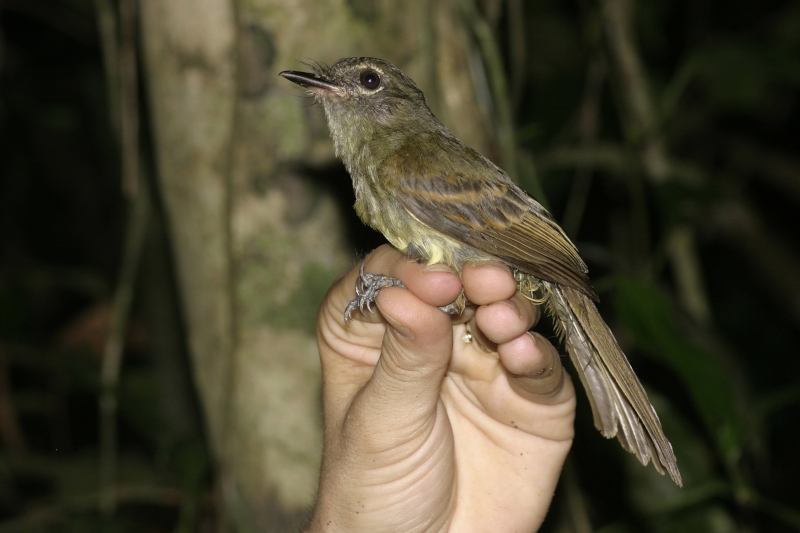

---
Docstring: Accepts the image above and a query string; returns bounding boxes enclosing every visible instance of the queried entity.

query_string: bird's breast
[354,183,490,272]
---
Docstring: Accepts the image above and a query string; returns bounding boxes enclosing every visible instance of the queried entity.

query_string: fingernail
[500,299,523,319]
[422,263,454,274]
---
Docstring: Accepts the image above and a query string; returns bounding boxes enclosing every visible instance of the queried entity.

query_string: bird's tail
[544,282,682,486]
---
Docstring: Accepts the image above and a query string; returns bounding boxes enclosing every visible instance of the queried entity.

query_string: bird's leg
[343,261,467,325]
[439,292,466,315]
[344,262,406,324]
[514,269,549,304]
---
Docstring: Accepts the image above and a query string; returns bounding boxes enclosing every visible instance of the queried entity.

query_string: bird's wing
[382,142,596,298]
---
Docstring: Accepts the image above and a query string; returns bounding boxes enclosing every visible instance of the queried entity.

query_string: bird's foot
[438,302,461,315]
[437,290,468,316]
[344,263,406,325]
[438,290,466,315]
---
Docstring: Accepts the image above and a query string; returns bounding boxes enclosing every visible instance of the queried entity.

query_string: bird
[280,57,681,486]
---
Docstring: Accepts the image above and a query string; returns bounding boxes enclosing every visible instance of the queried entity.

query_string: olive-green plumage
[280,57,681,486]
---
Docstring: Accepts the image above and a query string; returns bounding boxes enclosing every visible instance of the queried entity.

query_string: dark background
[1,0,799,531]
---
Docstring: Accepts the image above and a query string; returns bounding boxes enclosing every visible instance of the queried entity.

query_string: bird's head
[280,57,438,163]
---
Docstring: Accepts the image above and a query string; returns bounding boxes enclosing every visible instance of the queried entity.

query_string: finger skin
[461,261,517,305]
[462,259,568,401]
[314,247,458,532]
[317,245,461,426]
[326,245,463,327]
[312,250,576,532]
[365,285,454,414]
[367,246,463,309]
[461,261,536,352]
[499,332,571,403]
[474,292,538,345]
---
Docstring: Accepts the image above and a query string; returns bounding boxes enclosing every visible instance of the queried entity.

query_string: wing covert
[381,144,596,298]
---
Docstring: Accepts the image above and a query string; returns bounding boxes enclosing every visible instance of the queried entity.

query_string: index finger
[462,261,518,305]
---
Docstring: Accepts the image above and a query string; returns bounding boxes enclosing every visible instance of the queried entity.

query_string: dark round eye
[359,70,381,90]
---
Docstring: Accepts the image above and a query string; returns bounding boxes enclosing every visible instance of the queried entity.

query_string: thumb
[355,286,453,432]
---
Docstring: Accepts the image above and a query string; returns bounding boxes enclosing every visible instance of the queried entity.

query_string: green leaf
[614,278,747,467]
[627,391,726,511]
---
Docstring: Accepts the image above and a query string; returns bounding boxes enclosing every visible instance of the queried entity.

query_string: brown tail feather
[546,282,682,486]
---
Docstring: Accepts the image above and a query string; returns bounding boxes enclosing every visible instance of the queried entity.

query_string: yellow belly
[355,182,491,271]
[380,207,490,271]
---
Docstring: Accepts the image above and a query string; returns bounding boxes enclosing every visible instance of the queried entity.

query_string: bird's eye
[359,70,381,90]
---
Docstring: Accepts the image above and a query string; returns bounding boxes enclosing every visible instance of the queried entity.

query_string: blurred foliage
[0,0,799,531]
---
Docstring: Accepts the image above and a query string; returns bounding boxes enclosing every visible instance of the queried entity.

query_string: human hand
[310,245,576,532]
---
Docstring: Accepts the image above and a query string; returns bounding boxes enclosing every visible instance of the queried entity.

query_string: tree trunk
[140,0,492,529]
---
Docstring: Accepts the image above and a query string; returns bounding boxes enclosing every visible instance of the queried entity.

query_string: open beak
[279,70,339,92]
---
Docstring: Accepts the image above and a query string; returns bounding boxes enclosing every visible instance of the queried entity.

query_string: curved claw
[343,263,406,327]
[438,302,460,315]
